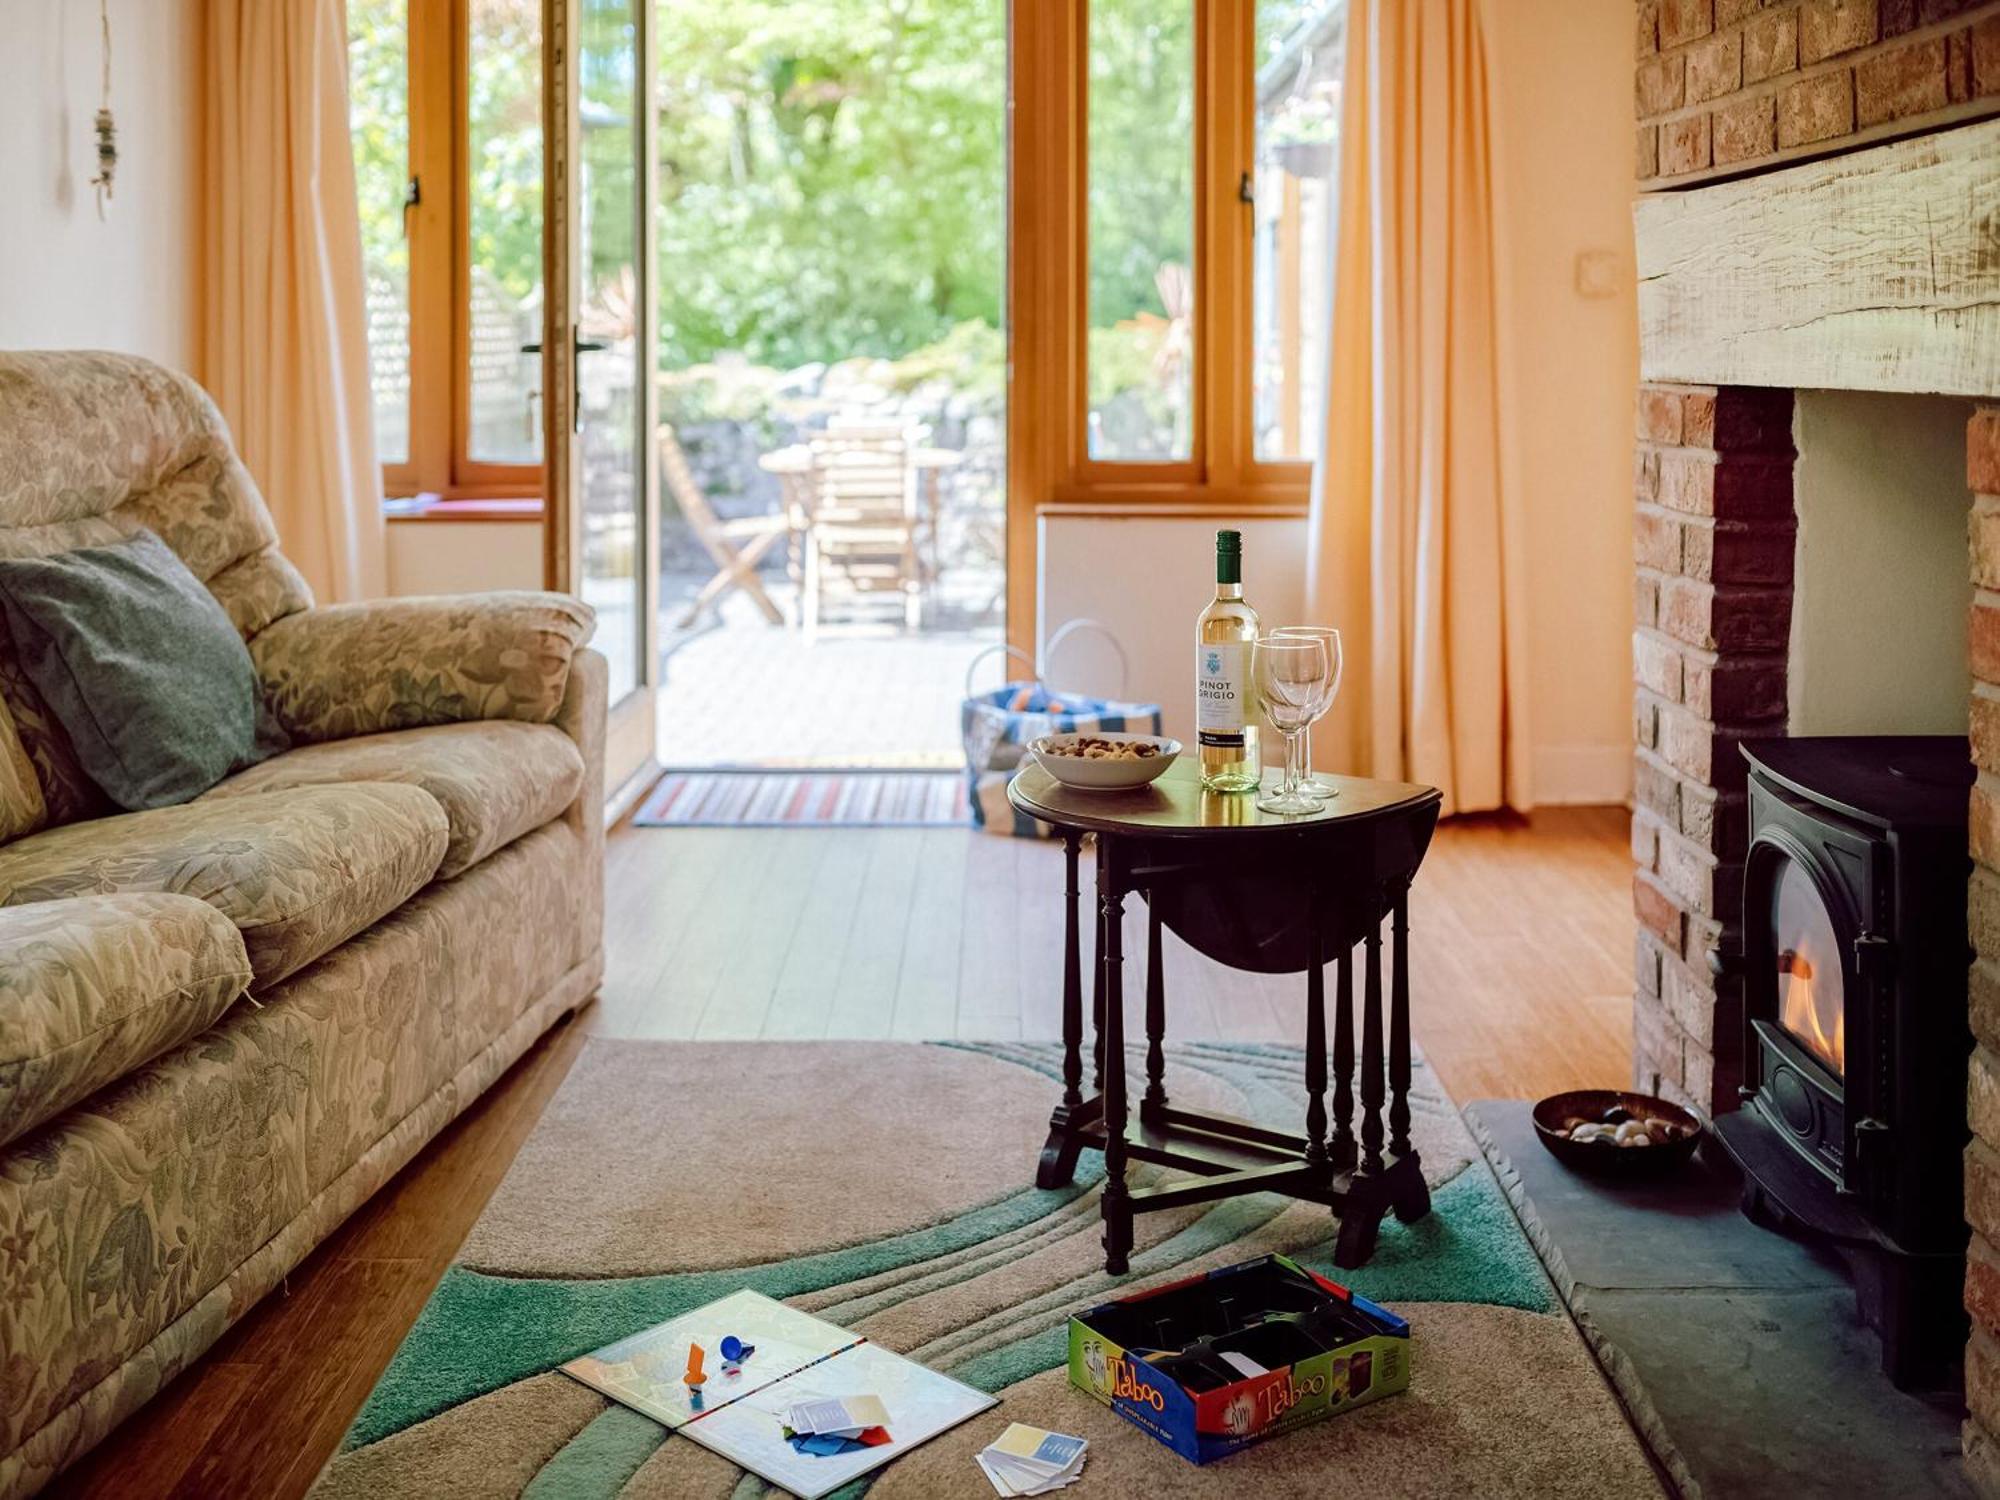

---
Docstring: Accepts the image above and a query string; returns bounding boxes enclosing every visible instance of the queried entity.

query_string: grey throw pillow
[0,529,285,810]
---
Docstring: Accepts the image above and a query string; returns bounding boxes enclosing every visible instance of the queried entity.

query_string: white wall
[1031,0,1639,805]
[1038,513,1308,742]
[1788,391,1975,736]
[1487,0,1640,803]
[0,0,201,365]
[386,520,544,596]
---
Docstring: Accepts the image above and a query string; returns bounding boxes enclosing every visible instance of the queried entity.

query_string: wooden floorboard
[53,805,1634,1499]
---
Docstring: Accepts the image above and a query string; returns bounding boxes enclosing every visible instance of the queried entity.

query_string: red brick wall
[1631,384,1795,1114]
[1636,0,2000,186]
[1967,405,2000,1493]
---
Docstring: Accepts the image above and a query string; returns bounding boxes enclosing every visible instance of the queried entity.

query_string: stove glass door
[1770,856,1845,1077]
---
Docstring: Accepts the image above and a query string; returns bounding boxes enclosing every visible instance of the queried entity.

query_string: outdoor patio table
[1009,753,1443,1273]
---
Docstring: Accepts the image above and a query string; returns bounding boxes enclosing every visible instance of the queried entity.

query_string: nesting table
[1009,755,1443,1273]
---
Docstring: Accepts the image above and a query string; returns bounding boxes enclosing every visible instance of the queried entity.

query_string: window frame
[1011,0,1315,519]
[371,0,545,503]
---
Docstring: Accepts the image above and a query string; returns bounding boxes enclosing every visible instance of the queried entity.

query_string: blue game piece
[720,1335,753,1363]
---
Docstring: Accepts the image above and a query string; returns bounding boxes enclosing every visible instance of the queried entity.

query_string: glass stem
[1301,724,1315,785]
[1285,729,1304,799]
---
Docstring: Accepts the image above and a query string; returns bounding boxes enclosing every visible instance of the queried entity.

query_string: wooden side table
[1009,755,1443,1273]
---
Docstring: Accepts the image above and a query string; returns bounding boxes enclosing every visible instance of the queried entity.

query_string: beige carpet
[317,1039,1664,1498]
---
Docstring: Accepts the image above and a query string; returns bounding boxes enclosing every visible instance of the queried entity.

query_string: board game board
[561,1289,995,1499]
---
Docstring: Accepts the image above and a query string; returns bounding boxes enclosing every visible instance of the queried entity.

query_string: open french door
[542,0,660,805]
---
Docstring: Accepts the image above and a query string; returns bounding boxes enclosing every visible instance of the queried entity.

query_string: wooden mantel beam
[1635,118,2000,398]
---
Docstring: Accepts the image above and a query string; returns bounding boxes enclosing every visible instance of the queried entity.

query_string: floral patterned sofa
[0,352,605,1495]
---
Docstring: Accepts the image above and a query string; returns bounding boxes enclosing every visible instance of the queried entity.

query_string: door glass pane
[578,0,644,702]
[1086,0,1194,462]
[1253,0,1341,462]
[468,0,545,464]
[1771,858,1846,1076]
[347,0,410,468]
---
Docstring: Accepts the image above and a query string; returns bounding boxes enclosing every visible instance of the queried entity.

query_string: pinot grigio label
[1196,641,1248,748]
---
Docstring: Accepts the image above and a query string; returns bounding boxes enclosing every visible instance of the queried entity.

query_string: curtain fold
[199,0,385,604]
[1305,0,1529,814]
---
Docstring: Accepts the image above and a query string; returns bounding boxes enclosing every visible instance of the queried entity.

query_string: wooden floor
[55,805,1633,1498]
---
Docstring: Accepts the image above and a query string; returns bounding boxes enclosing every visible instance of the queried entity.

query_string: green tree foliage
[350,0,1308,378]
[654,0,1007,370]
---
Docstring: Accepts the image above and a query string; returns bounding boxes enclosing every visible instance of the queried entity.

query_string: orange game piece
[684,1343,707,1387]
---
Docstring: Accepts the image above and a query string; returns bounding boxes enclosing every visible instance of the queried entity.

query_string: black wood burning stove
[1714,736,1973,1387]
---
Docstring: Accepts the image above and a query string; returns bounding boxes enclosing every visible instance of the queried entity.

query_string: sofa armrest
[556,646,608,972]
[249,591,595,744]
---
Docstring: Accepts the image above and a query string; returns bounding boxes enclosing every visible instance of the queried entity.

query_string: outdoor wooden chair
[802,426,922,644]
[659,423,791,628]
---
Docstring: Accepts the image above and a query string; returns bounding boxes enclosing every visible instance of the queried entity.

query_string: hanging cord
[90,0,117,219]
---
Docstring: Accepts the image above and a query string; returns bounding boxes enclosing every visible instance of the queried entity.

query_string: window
[1086,0,1196,462]
[349,0,544,500]
[1011,0,1344,512]
[349,0,411,468]
[1253,1,1338,463]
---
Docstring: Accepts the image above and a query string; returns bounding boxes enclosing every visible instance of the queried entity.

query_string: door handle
[521,334,610,431]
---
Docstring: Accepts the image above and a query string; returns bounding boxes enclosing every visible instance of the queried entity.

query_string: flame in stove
[1778,949,1844,1074]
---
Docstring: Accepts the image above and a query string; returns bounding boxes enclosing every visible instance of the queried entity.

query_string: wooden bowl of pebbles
[1532,1089,1702,1176]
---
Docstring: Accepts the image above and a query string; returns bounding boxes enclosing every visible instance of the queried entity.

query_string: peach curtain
[1306,0,1529,813]
[199,0,386,603]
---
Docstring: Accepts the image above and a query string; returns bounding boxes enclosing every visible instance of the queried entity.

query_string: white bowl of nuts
[1029,733,1183,791]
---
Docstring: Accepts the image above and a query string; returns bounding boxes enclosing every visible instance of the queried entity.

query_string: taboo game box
[1067,1254,1410,1464]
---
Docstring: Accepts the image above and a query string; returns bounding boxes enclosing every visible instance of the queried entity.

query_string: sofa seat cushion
[0,893,251,1148]
[201,721,585,879]
[0,784,446,990]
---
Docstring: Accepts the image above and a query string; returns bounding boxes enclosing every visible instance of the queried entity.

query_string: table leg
[1036,831,1089,1190]
[1360,914,1386,1176]
[1141,898,1168,1127]
[1334,908,1391,1268]
[1061,833,1084,1112]
[1304,903,1329,1177]
[1092,886,1106,1092]
[1331,947,1356,1171]
[1389,883,1412,1158]
[1388,881,1430,1225]
[1098,847,1132,1275]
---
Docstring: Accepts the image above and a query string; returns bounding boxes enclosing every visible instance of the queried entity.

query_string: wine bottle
[1196,529,1259,792]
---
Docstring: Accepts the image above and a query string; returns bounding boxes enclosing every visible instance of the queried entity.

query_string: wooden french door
[542,0,661,802]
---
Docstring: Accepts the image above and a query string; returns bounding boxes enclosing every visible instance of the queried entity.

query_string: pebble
[1562,1112,1688,1148]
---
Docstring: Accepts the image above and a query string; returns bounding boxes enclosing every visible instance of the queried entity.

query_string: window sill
[1037,498,1309,521]
[384,494,546,523]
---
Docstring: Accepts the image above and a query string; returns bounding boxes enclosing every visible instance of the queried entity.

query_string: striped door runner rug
[632,769,969,828]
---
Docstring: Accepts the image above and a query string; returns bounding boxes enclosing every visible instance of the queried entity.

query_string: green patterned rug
[315,1040,1662,1498]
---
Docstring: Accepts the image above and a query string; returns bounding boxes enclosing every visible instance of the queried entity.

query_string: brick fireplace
[1630,0,2000,1484]
[1631,382,1797,1112]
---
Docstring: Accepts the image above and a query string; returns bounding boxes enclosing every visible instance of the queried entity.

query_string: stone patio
[655,571,1001,768]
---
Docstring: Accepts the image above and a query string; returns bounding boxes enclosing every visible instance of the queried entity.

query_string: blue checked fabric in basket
[960,622,1161,838]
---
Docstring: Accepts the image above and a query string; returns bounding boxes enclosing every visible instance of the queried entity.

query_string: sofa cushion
[0,784,446,990]
[0,893,251,1148]
[202,720,585,879]
[250,593,595,745]
[0,530,284,810]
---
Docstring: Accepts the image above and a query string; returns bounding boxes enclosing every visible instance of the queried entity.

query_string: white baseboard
[1532,743,1632,806]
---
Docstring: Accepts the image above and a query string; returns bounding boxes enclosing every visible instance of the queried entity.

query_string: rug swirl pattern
[314,1040,1662,1499]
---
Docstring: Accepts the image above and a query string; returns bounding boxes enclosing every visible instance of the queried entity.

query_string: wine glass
[1273,627,1342,800]
[1252,634,1329,816]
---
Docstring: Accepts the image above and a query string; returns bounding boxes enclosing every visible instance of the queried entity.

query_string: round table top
[1007,753,1439,840]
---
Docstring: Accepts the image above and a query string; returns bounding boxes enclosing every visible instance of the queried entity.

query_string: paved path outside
[656,573,1001,767]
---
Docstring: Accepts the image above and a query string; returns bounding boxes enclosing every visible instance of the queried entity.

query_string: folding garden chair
[659,423,791,628]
